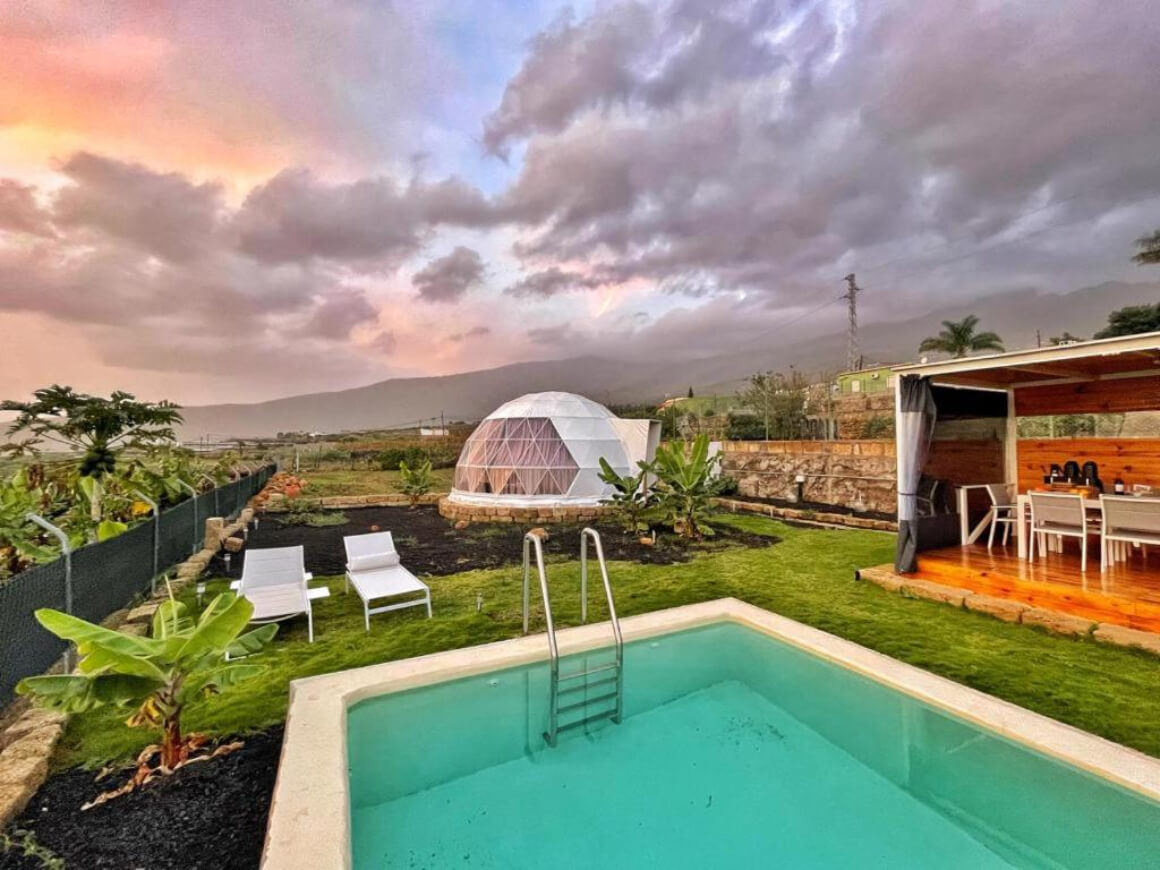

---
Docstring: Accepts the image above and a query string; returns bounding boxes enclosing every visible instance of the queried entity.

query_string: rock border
[857,564,1160,655]
[260,492,444,512]
[437,496,606,525]
[715,497,897,532]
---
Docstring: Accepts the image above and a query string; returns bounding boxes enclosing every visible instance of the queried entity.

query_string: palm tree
[1132,228,1160,266]
[918,315,1004,358]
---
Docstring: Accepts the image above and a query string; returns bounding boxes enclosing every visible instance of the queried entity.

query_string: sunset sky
[1,0,1158,405]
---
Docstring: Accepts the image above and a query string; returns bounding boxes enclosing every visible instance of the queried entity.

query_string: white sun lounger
[343,532,432,631]
[238,545,322,642]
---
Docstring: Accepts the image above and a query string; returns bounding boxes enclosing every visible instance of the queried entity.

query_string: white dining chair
[1028,492,1093,572]
[1100,495,1160,572]
[984,483,1017,550]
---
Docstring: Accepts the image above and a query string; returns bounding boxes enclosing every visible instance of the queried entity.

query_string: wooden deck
[912,543,1160,633]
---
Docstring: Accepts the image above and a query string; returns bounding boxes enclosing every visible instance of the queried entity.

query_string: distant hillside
[178,280,1159,438]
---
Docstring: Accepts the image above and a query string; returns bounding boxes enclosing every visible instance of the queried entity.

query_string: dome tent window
[449,392,660,509]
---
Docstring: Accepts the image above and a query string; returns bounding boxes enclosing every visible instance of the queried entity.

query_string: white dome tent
[449,392,660,508]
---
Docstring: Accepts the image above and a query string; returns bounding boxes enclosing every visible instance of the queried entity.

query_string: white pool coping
[262,598,1160,869]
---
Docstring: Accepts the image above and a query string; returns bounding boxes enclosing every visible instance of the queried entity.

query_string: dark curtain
[895,375,937,573]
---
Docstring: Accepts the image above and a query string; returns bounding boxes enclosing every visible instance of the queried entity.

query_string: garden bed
[224,505,776,578]
[1,728,282,870]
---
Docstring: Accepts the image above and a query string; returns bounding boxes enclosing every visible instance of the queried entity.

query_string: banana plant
[0,472,58,577]
[18,592,277,794]
[645,434,723,540]
[597,458,655,533]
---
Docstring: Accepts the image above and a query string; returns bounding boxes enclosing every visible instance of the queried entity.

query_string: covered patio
[882,332,1160,633]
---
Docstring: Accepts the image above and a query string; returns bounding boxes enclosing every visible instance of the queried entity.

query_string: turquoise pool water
[348,623,1160,868]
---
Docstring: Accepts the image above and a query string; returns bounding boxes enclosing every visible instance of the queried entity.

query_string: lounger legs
[364,602,370,633]
[308,607,314,644]
[426,594,432,618]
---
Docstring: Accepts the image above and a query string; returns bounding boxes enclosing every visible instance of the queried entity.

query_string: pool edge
[261,598,1160,869]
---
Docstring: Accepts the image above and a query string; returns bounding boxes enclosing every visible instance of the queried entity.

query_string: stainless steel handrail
[581,528,624,724]
[521,528,624,746]
[522,533,560,740]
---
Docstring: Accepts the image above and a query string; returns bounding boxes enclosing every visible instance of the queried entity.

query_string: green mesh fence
[0,464,275,708]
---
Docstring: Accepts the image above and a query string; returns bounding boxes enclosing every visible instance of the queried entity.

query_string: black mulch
[723,493,895,523]
[1,727,282,870]
[211,504,776,579]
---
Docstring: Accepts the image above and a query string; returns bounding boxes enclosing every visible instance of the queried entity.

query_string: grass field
[297,467,455,497]
[55,513,1160,769]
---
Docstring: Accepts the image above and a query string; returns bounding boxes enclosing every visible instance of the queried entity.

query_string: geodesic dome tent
[449,392,657,508]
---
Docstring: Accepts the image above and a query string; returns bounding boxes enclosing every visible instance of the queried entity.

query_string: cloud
[504,267,603,298]
[0,179,53,237]
[447,325,491,342]
[490,0,1160,313]
[412,246,485,302]
[300,288,379,339]
[527,324,574,345]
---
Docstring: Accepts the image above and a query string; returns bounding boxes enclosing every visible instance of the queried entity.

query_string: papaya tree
[18,592,276,805]
[1,386,182,522]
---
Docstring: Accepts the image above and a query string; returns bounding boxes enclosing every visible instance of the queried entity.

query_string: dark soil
[1,727,282,870]
[724,493,895,523]
[212,505,775,579]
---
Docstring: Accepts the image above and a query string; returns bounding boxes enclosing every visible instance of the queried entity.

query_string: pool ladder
[522,528,624,747]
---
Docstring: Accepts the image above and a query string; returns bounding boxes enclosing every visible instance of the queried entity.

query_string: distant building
[835,364,898,395]
[420,426,449,437]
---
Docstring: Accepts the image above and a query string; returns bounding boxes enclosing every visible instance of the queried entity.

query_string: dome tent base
[439,497,607,525]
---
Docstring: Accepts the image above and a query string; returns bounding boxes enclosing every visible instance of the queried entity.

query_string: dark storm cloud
[412,246,485,302]
[490,0,1160,311]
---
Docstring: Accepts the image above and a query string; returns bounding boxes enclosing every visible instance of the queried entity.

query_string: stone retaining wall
[858,565,1160,655]
[719,440,896,515]
[715,497,896,532]
[438,496,606,525]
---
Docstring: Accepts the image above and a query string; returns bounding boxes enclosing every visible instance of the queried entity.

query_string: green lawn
[297,467,454,497]
[54,513,1160,768]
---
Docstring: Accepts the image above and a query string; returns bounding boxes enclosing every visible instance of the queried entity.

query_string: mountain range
[177,280,1159,439]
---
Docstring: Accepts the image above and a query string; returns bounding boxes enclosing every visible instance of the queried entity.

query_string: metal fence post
[26,513,75,670]
[132,490,160,595]
[200,474,219,516]
[176,480,199,554]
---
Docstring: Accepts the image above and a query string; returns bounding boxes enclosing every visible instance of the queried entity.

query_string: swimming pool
[264,600,1160,868]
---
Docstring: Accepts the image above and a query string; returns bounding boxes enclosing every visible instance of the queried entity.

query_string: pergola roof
[892,332,1160,389]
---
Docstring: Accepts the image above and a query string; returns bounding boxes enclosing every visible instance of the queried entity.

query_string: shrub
[859,415,894,439]
[377,445,428,471]
[398,459,433,507]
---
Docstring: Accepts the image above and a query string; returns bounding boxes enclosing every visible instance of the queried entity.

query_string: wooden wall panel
[1016,438,1160,492]
[1015,375,1160,416]
[925,439,1005,488]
